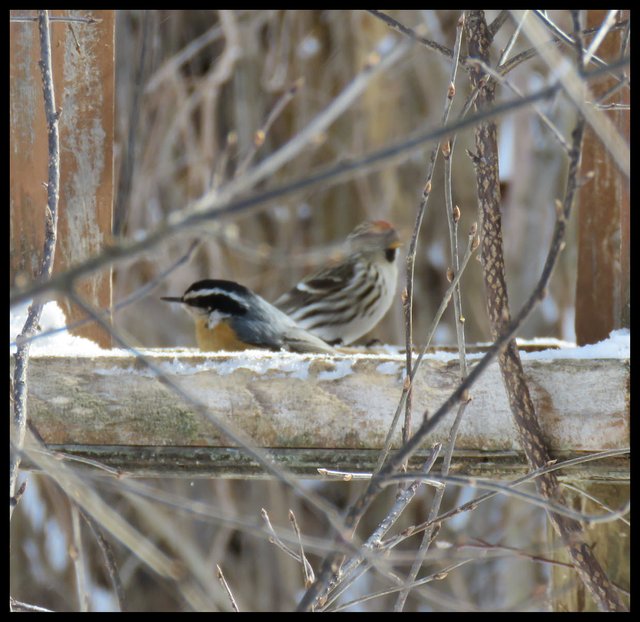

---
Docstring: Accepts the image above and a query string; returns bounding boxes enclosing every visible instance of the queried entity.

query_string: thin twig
[80,508,127,611]
[211,131,238,189]
[488,10,510,38]
[261,508,302,561]
[11,13,98,24]
[216,565,240,612]
[366,10,462,66]
[464,537,578,569]
[318,445,442,610]
[10,9,61,520]
[29,445,124,477]
[379,472,630,524]
[9,479,27,512]
[394,155,468,612]
[533,10,609,73]
[393,410,469,611]
[289,510,315,588]
[497,9,529,66]
[9,598,53,612]
[145,22,224,93]
[234,77,305,178]
[496,16,629,78]
[375,228,478,472]
[381,448,630,550]
[561,483,631,527]
[317,469,371,481]
[583,10,620,67]
[441,11,469,381]
[330,559,473,612]
[399,11,466,456]
[468,57,571,153]
[70,502,90,611]
[591,102,630,111]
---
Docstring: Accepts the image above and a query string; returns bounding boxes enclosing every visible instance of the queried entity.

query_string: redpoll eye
[385,248,398,262]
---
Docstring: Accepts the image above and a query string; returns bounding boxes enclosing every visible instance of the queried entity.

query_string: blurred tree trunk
[575,10,629,346]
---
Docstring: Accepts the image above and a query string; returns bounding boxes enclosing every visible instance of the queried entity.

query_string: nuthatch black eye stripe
[183,293,249,316]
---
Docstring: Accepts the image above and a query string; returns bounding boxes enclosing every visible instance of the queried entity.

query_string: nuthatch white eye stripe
[183,281,250,303]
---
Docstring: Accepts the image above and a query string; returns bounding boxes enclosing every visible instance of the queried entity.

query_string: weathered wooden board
[18,349,629,478]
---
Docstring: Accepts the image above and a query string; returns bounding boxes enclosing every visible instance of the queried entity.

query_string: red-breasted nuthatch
[162,279,335,354]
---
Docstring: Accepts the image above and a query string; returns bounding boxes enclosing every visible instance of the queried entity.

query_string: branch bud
[290,76,305,93]
[365,51,381,69]
[254,129,266,147]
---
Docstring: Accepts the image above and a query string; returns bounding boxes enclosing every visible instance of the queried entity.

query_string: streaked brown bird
[275,220,401,345]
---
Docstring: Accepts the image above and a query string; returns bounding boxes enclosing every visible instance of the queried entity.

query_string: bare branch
[10,9,61,519]
[366,10,463,66]
[11,14,98,24]
[216,565,240,612]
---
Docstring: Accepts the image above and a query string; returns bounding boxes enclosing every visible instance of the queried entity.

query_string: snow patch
[520,329,629,360]
[376,361,401,375]
[318,359,353,381]
[10,300,104,356]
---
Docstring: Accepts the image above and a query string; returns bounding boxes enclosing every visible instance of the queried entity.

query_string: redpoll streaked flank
[275,220,401,345]
[163,279,335,354]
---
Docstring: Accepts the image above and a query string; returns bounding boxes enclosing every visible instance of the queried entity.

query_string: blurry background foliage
[113,9,576,350]
[11,10,590,612]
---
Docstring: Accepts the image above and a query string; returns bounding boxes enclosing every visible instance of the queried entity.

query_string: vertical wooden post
[10,10,115,347]
[575,10,630,346]
[553,10,630,612]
